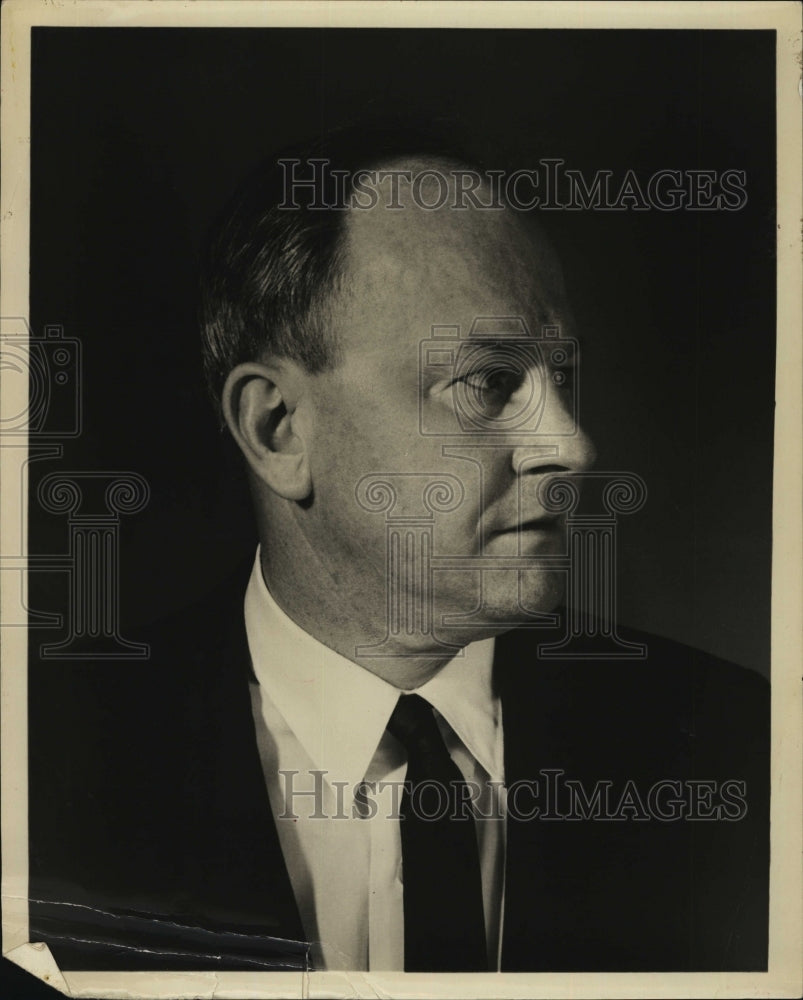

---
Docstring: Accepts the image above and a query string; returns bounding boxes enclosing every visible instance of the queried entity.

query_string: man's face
[298,164,595,658]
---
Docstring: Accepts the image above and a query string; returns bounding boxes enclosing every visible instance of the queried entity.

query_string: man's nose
[509,375,596,475]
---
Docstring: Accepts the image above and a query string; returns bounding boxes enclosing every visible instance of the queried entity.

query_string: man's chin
[517,568,565,616]
[430,570,565,645]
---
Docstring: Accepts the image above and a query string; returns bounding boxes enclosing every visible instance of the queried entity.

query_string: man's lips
[488,515,562,537]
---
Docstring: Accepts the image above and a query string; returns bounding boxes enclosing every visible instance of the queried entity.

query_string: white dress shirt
[243,551,506,971]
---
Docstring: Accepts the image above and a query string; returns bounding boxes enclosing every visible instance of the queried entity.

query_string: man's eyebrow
[462,306,574,341]
[462,334,580,356]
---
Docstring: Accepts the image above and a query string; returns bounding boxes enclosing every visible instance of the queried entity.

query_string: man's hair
[198,118,478,416]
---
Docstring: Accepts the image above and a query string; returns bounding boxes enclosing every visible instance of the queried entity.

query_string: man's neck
[258,543,468,689]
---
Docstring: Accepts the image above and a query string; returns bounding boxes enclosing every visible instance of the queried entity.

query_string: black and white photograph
[1,2,801,998]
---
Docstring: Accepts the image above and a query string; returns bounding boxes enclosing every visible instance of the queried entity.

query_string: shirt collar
[417,644,501,781]
[244,550,501,792]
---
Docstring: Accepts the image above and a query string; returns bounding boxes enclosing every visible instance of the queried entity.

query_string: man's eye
[452,367,525,413]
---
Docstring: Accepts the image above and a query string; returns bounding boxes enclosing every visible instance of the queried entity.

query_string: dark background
[28,28,776,674]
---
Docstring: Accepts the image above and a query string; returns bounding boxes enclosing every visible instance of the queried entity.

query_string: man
[29,123,769,973]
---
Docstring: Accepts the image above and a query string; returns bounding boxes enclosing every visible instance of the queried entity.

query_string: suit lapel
[170,564,309,965]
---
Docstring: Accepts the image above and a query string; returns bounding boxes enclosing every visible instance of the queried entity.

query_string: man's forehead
[337,158,568,350]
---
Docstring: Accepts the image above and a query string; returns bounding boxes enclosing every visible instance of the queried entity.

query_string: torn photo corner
[1,2,801,999]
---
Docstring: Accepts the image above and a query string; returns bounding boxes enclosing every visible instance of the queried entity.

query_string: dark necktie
[386,693,488,971]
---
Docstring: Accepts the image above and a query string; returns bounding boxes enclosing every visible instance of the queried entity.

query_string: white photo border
[1,2,800,998]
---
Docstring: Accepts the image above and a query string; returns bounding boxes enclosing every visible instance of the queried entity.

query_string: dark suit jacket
[28,566,769,972]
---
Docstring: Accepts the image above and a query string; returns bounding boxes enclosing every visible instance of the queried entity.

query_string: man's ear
[221,361,312,501]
